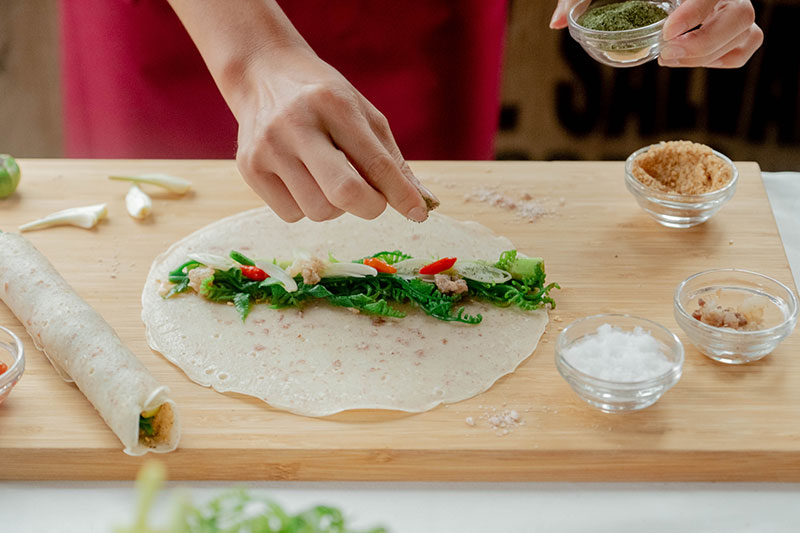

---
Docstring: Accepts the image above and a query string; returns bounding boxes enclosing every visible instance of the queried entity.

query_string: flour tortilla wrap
[143,209,549,416]
[0,232,179,455]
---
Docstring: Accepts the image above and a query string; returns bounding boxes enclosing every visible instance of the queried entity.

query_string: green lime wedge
[0,154,21,199]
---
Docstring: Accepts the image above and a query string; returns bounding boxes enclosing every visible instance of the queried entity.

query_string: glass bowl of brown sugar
[625,141,739,228]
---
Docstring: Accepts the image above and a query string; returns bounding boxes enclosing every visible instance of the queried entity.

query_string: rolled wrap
[0,232,179,455]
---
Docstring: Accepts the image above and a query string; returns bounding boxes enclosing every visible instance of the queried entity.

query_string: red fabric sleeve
[60,0,506,160]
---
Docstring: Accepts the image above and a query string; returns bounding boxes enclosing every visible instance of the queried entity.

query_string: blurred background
[1,0,797,170]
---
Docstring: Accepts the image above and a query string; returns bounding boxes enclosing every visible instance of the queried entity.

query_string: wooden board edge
[3,449,800,482]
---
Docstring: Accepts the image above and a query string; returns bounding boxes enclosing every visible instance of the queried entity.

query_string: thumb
[550,0,574,29]
[662,0,719,40]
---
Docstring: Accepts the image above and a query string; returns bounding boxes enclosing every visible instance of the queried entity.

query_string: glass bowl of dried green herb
[568,0,678,68]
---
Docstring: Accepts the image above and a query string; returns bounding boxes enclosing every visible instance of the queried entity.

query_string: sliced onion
[187,253,237,271]
[323,262,377,278]
[392,258,431,279]
[19,203,108,232]
[254,259,298,293]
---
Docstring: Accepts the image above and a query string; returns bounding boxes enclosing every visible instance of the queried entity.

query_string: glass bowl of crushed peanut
[674,269,798,364]
[625,140,738,228]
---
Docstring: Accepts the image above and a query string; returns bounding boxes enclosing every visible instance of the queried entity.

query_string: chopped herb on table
[164,249,559,324]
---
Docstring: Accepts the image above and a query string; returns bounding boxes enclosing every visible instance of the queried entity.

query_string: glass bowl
[567,0,678,68]
[624,144,738,228]
[674,269,798,364]
[555,314,684,412]
[0,326,25,405]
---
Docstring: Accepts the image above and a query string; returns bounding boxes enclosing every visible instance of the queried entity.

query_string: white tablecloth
[2,173,799,533]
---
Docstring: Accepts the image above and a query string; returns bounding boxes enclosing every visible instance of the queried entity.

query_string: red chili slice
[363,257,397,274]
[0,362,8,376]
[419,257,457,275]
[240,265,268,281]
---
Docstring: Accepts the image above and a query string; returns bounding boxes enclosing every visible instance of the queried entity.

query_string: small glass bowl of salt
[555,314,684,412]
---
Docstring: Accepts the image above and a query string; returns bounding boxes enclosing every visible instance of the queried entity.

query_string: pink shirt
[61,0,506,160]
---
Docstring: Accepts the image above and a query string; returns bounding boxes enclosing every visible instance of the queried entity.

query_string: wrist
[220,40,317,122]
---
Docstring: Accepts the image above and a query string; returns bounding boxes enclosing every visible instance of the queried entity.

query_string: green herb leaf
[229,250,255,266]
[139,415,155,437]
[164,278,191,299]
[233,292,252,321]
[363,250,413,265]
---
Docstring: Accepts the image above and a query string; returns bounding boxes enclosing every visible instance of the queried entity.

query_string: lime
[0,154,21,199]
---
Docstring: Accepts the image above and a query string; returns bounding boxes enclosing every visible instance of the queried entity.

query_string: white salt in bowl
[555,314,684,412]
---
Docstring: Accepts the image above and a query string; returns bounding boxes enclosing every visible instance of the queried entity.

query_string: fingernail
[659,46,685,60]
[407,207,428,223]
[416,182,439,202]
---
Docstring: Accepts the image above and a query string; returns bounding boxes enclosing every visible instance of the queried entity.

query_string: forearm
[166,0,313,118]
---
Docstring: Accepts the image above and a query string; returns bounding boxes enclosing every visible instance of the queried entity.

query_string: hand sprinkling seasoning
[562,324,673,382]
[578,1,668,31]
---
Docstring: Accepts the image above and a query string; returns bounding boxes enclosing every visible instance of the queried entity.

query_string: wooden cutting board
[1,159,798,481]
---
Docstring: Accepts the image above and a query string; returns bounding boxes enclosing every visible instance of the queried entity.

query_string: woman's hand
[168,0,435,223]
[658,0,763,68]
[549,0,763,68]
[231,48,433,223]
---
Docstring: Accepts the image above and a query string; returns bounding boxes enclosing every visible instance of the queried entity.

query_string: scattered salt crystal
[554,316,563,322]
[562,323,673,382]
[465,416,475,426]
[464,187,552,222]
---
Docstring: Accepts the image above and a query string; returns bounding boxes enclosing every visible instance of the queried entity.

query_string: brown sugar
[631,141,732,195]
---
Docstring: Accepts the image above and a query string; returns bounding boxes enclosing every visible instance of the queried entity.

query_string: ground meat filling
[187,266,215,292]
[434,273,468,295]
[691,296,767,331]
[287,257,326,285]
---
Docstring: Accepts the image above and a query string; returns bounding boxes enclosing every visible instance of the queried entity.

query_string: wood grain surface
[0,159,798,481]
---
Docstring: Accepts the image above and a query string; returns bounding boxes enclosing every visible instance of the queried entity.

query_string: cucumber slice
[455,261,512,283]
[510,256,544,280]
